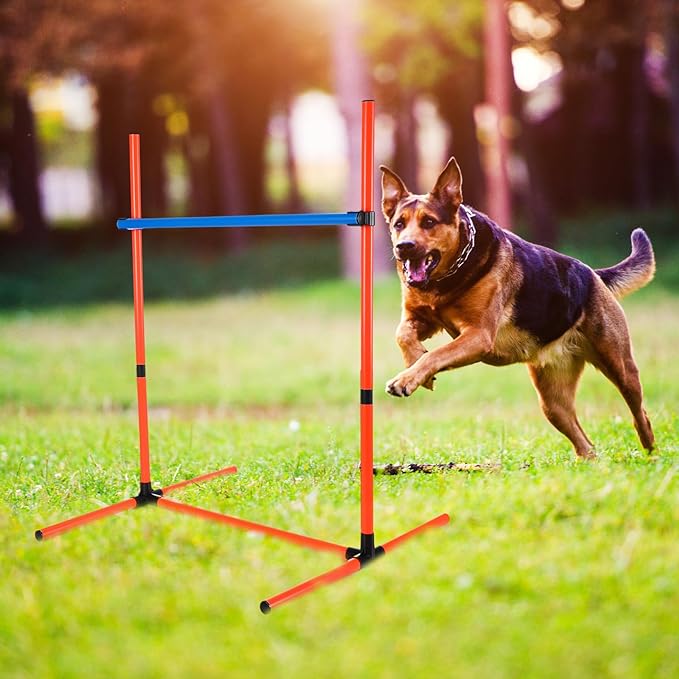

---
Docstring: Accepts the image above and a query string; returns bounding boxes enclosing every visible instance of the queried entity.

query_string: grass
[1,227,679,678]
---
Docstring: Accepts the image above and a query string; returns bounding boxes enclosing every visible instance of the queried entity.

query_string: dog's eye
[422,217,437,229]
[393,220,405,231]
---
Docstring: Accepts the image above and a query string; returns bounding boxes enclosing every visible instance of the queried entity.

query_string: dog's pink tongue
[408,258,428,283]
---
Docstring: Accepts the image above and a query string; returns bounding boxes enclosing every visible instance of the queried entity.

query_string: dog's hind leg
[527,356,595,459]
[581,291,655,452]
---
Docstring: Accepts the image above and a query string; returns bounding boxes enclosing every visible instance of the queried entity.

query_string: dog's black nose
[395,240,416,255]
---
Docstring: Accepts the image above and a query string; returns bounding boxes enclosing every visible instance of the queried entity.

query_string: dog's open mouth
[402,250,441,286]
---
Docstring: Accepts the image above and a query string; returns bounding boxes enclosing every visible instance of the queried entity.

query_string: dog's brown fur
[381,157,655,459]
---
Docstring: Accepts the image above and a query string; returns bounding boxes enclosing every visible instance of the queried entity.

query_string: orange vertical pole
[359,100,375,543]
[129,134,152,485]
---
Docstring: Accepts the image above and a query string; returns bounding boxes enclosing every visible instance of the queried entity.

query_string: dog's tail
[595,228,655,299]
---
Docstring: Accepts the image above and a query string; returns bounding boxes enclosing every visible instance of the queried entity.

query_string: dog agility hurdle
[35,100,450,613]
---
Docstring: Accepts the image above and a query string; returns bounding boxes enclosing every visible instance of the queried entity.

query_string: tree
[365,0,486,205]
[482,0,513,230]
[7,88,48,244]
[516,0,671,218]
[0,2,48,244]
[1,0,332,246]
[664,0,679,203]
[331,0,392,279]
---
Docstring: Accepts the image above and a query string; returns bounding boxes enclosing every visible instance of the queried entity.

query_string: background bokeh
[1,0,678,302]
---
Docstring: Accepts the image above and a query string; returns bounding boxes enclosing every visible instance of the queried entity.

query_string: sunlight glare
[512,47,563,92]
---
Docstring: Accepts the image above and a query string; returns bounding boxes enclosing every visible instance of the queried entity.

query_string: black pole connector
[345,533,384,566]
[355,211,375,226]
[134,482,163,507]
[360,389,373,405]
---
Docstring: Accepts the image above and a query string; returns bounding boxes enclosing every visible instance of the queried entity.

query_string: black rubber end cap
[35,530,43,542]
[260,601,271,615]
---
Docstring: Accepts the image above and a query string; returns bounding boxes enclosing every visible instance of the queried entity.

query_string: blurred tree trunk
[9,88,47,245]
[332,0,391,279]
[205,88,246,216]
[666,0,679,203]
[283,97,303,212]
[611,0,649,209]
[230,87,272,214]
[132,72,168,218]
[435,59,486,208]
[172,84,255,252]
[522,122,558,247]
[588,46,646,206]
[482,0,512,229]
[185,103,213,215]
[189,5,248,251]
[393,90,418,189]
[96,73,132,228]
[628,41,651,209]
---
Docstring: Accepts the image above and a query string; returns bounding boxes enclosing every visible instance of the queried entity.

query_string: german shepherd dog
[381,157,655,459]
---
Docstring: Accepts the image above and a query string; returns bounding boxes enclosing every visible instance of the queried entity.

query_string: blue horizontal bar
[117,212,361,230]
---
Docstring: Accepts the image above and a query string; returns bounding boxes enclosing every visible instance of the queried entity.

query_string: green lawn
[1,271,678,678]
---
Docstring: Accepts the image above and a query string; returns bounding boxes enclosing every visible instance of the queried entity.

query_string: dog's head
[380,157,464,289]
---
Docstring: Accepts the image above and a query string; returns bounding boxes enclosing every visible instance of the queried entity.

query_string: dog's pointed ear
[380,165,409,221]
[431,157,463,209]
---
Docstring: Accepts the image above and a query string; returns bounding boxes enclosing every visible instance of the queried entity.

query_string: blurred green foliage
[366,0,484,90]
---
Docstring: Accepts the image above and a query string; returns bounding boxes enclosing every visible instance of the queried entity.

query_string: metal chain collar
[431,204,476,284]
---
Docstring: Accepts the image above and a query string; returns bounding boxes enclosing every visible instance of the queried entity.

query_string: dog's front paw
[423,376,436,391]
[385,370,423,398]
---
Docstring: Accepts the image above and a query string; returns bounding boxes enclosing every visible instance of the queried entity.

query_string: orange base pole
[382,513,450,553]
[36,465,348,558]
[35,464,236,542]
[35,498,137,541]
[157,496,348,556]
[35,463,348,551]
[261,558,362,614]
[162,465,237,494]
[260,512,450,613]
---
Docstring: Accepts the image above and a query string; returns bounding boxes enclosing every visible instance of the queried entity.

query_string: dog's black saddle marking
[507,232,593,345]
[433,207,593,346]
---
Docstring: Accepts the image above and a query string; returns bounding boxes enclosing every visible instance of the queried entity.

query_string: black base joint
[345,533,385,566]
[260,601,271,615]
[134,482,163,507]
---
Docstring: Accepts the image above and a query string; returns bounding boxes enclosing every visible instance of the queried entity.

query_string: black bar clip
[355,211,375,226]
